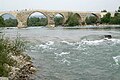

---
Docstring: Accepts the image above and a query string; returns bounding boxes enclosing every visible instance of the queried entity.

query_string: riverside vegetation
[0,35,36,80]
[0,17,17,27]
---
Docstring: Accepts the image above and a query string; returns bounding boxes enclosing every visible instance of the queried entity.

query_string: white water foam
[54,52,71,65]
[61,58,71,65]
[37,44,49,49]
[46,41,54,46]
[61,41,75,45]
[80,38,120,45]
[109,39,120,44]
[54,52,70,56]
[34,41,55,49]
[81,39,104,45]
[113,55,120,65]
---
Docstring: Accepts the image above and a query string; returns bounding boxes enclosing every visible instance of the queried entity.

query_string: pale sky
[0,0,120,11]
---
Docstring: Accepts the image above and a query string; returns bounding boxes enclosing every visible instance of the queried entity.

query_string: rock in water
[104,35,112,39]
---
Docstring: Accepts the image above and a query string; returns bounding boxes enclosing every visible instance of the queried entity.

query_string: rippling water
[1,26,120,80]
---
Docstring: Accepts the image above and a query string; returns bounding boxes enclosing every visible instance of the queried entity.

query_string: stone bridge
[0,10,115,28]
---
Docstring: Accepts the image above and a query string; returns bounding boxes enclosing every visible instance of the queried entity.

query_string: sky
[0,0,120,12]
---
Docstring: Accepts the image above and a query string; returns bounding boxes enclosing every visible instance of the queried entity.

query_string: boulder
[104,35,112,39]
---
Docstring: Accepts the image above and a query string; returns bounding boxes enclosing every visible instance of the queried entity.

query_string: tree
[54,17,64,26]
[109,17,120,25]
[27,17,48,26]
[0,16,5,27]
[85,16,97,25]
[4,18,18,27]
[118,6,120,12]
[101,12,111,24]
[114,12,119,17]
[101,10,107,12]
[65,13,80,26]
[110,13,120,24]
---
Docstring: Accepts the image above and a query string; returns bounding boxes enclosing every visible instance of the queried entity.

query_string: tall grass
[0,35,26,77]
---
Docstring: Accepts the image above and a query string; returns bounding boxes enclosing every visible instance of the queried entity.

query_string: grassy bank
[0,35,36,79]
[0,36,26,76]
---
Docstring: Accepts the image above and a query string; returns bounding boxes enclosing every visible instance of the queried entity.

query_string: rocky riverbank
[0,54,36,80]
[8,53,36,80]
[0,36,36,80]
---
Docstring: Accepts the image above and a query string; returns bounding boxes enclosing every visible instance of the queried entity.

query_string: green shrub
[65,13,80,26]
[0,36,26,77]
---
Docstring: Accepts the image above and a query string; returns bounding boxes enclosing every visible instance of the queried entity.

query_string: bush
[0,36,26,77]
[0,16,5,27]
[101,12,111,24]
[27,17,48,26]
[65,13,80,26]
[4,18,18,27]
[54,17,64,26]
[85,16,97,25]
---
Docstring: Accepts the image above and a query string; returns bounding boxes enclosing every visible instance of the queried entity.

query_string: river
[1,26,120,80]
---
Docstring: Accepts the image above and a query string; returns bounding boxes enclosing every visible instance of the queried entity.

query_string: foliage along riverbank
[0,35,36,80]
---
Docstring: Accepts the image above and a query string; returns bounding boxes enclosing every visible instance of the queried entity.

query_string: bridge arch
[85,13,100,25]
[92,13,101,23]
[74,13,82,19]
[54,13,65,26]
[73,13,82,25]
[1,13,18,27]
[27,12,48,27]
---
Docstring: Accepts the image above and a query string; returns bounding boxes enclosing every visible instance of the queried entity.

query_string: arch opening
[74,13,82,22]
[85,14,99,25]
[54,13,64,26]
[0,13,18,27]
[27,12,48,27]
[65,13,82,26]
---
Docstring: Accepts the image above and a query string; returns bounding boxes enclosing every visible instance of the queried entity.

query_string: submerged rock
[104,35,112,39]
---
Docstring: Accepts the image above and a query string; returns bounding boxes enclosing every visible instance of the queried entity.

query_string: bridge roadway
[0,10,115,28]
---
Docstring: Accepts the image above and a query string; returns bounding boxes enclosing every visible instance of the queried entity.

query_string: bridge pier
[47,16,55,27]
[17,21,27,28]
[16,13,28,28]
[47,24,55,27]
